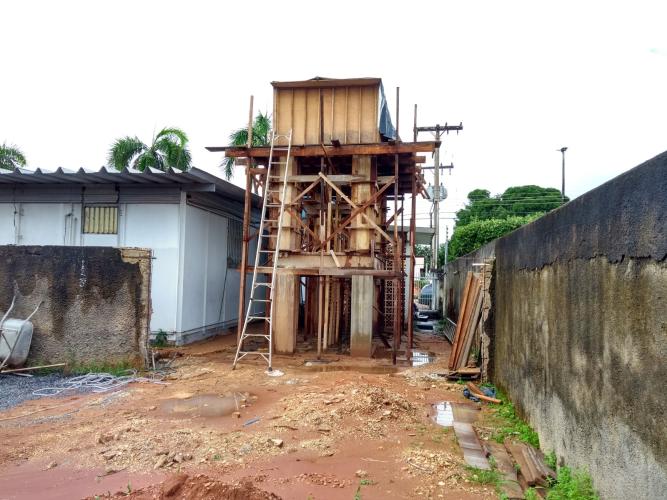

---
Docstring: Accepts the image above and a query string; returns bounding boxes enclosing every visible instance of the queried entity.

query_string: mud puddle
[161,392,255,418]
[431,401,480,427]
[296,363,399,374]
[410,351,436,366]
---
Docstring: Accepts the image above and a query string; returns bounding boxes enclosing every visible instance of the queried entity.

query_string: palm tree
[0,143,27,170]
[108,127,192,172]
[222,112,271,180]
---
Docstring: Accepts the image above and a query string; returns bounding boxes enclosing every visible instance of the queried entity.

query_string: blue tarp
[378,82,396,141]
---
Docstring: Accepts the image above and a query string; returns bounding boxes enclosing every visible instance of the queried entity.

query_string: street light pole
[558,147,568,202]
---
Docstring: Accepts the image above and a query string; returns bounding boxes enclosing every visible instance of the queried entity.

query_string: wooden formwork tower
[209,77,435,359]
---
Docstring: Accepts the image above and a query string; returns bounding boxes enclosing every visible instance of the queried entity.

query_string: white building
[0,166,260,345]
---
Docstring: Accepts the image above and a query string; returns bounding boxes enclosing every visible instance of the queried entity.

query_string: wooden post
[407,167,417,350]
[392,153,400,364]
[236,96,254,345]
[247,95,254,148]
[392,87,400,363]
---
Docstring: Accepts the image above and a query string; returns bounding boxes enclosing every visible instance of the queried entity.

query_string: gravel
[0,373,74,411]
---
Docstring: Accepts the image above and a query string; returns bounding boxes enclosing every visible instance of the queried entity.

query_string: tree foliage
[455,185,566,227]
[222,112,271,180]
[108,127,191,172]
[444,184,567,262]
[448,214,542,261]
[0,143,27,170]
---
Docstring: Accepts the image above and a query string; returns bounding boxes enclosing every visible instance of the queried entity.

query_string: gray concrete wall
[0,246,151,367]
[445,152,667,499]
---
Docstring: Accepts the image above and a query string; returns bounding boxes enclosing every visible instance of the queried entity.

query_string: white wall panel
[122,203,180,333]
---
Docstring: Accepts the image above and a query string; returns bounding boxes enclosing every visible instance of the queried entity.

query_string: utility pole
[414,121,462,312]
[558,147,567,202]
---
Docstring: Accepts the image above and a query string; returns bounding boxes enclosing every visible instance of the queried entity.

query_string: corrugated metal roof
[0,166,259,206]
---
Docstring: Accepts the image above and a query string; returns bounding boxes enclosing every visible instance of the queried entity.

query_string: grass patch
[466,466,502,485]
[545,450,557,470]
[488,388,540,448]
[547,466,598,500]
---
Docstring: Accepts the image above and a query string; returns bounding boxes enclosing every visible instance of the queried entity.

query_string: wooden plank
[293,88,307,145]
[306,88,320,144]
[486,442,524,500]
[457,283,484,369]
[454,278,482,369]
[347,87,361,144]
[210,141,439,157]
[271,78,381,89]
[453,422,490,470]
[505,440,544,487]
[466,382,502,404]
[448,272,474,369]
[329,249,342,268]
[286,174,366,184]
[360,85,378,142]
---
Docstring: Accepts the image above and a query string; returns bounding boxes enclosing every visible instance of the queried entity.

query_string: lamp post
[558,147,568,202]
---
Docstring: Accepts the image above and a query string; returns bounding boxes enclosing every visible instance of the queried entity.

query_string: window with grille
[227,219,243,267]
[83,206,118,234]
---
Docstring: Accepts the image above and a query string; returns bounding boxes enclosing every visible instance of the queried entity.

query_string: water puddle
[411,351,436,367]
[161,392,255,418]
[431,401,480,427]
[297,363,399,374]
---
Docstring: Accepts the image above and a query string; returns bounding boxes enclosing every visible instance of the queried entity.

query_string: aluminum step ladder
[232,130,292,372]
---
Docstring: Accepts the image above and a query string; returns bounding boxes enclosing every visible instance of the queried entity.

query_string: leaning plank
[456,282,484,369]
[448,272,474,369]
[452,278,481,369]
[486,442,524,499]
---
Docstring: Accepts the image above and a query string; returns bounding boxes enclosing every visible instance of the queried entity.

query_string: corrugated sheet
[0,166,261,209]
[83,206,118,234]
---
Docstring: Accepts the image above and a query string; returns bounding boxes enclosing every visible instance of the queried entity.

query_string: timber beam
[208,141,440,158]
[246,266,402,278]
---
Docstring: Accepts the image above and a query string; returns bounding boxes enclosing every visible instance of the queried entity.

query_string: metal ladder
[232,130,293,371]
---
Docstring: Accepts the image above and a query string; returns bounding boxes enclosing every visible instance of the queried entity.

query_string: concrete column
[350,275,374,357]
[349,155,373,250]
[273,270,299,354]
[277,156,298,250]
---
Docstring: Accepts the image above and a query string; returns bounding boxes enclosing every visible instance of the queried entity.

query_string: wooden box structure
[208,77,437,359]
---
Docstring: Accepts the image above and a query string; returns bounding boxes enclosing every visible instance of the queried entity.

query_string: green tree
[108,127,191,172]
[447,214,542,261]
[222,112,271,180]
[455,185,567,227]
[414,244,432,270]
[0,143,27,170]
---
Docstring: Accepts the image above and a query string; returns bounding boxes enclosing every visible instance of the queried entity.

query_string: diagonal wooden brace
[317,172,395,247]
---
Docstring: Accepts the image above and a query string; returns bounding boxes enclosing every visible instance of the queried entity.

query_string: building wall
[0,201,181,334]
[444,152,667,500]
[0,246,151,366]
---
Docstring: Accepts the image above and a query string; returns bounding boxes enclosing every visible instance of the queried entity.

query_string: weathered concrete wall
[446,152,667,499]
[0,246,151,366]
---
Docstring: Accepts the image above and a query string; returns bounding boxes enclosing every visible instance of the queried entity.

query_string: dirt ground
[0,332,497,500]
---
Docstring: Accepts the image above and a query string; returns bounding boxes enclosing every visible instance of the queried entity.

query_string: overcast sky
[2,1,666,236]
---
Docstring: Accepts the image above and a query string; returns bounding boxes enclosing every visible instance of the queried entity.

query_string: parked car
[419,283,432,307]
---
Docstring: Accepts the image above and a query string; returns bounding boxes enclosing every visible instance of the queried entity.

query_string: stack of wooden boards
[486,439,557,499]
[448,272,483,370]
